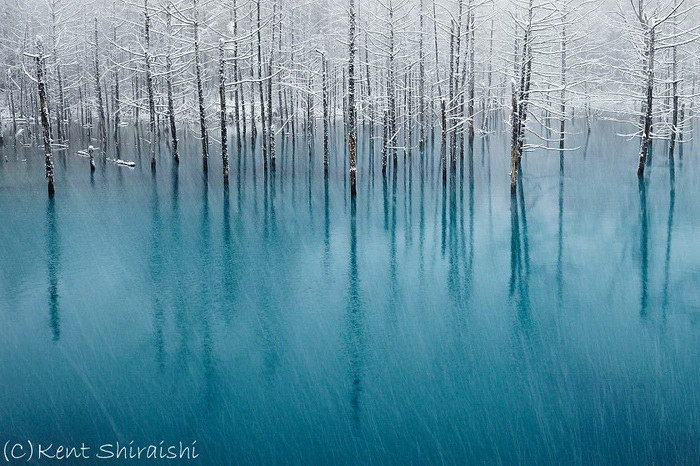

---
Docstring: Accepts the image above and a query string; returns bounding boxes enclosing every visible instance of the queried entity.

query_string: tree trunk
[165,7,179,162]
[669,14,678,160]
[36,38,55,196]
[468,6,475,144]
[256,0,268,170]
[94,18,106,146]
[113,26,121,153]
[50,3,66,143]
[220,39,229,182]
[638,27,654,177]
[559,13,567,150]
[348,0,357,197]
[418,0,426,150]
[144,0,157,169]
[194,0,209,171]
[322,53,330,177]
[387,0,396,168]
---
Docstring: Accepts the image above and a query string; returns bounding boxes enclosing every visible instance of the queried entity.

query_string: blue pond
[1,122,699,464]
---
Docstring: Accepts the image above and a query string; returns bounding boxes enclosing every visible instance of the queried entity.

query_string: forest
[1,0,698,194]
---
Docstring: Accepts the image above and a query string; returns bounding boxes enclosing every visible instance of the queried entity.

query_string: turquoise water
[1,122,700,464]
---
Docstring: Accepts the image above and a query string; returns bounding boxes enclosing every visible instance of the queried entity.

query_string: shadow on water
[442,145,475,323]
[466,147,475,300]
[638,176,649,319]
[510,180,531,333]
[662,162,675,316]
[345,195,365,430]
[149,172,165,369]
[388,164,399,325]
[46,196,60,341]
[440,172,447,257]
[557,151,565,310]
[323,177,330,269]
[257,172,282,380]
[198,174,218,405]
[446,170,462,313]
[221,184,236,326]
[418,155,426,284]
[170,163,190,376]
[582,131,590,160]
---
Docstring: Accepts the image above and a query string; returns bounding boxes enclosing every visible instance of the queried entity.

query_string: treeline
[1,0,699,195]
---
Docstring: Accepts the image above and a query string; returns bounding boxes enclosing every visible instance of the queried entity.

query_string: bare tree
[33,37,55,195]
[348,0,357,197]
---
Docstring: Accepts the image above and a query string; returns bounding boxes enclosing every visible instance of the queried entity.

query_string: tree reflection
[638,177,649,318]
[557,151,564,310]
[345,195,364,429]
[149,174,164,369]
[46,197,60,341]
[510,180,531,331]
[662,163,675,316]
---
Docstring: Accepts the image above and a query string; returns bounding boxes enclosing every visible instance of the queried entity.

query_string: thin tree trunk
[144,0,157,169]
[418,0,426,150]
[348,0,357,197]
[113,26,121,152]
[36,38,55,196]
[165,7,179,162]
[638,26,654,177]
[231,0,242,150]
[268,0,278,170]
[669,5,678,160]
[322,52,330,177]
[50,2,65,143]
[468,5,475,144]
[256,0,268,170]
[364,32,374,157]
[220,39,229,182]
[559,12,567,150]
[94,18,106,147]
[194,0,209,171]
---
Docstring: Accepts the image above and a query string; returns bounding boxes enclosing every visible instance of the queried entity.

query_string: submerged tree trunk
[669,7,679,161]
[364,33,375,157]
[482,19,494,132]
[268,0,278,171]
[231,0,242,150]
[387,0,397,168]
[432,0,442,119]
[441,99,447,182]
[348,0,357,197]
[256,0,268,171]
[36,38,55,196]
[509,1,533,191]
[193,0,209,171]
[50,1,66,143]
[468,4,475,144]
[382,108,388,176]
[144,0,157,170]
[638,27,654,177]
[94,18,107,146]
[165,7,179,163]
[220,39,229,182]
[559,11,567,150]
[321,52,330,177]
[88,145,96,171]
[10,91,17,140]
[113,26,121,152]
[418,0,426,150]
[510,82,519,191]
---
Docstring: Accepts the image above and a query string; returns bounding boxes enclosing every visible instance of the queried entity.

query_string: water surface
[1,122,699,464]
